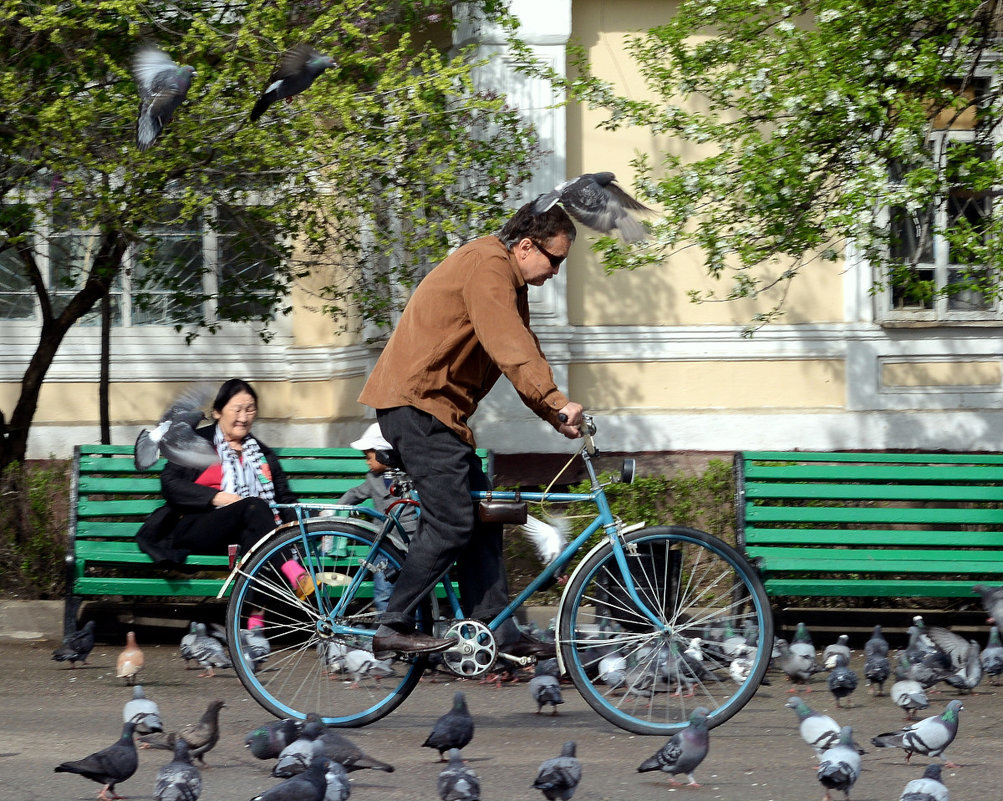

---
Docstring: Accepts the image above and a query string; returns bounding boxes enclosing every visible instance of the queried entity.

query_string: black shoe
[372,630,455,657]
[498,632,556,660]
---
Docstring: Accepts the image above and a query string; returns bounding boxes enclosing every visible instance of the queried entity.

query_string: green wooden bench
[734,450,1003,603]
[67,443,491,625]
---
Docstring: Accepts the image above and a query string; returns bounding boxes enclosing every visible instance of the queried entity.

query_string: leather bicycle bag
[478,489,527,524]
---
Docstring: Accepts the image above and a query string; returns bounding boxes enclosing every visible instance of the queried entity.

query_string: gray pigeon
[890,679,931,721]
[981,625,1003,684]
[250,44,336,121]
[323,756,351,801]
[274,720,327,778]
[132,46,196,151]
[775,638,824,686]
[51,619,96,668]
[898,763,948,801]
[528,668,564,715]
[864,652,892,696]
[785,696,840,758]
[865,624,890,658]
[304,713,394,773]
[827,653,859,708]
[438,748,480,801]
[240,622,272,674]
[423,692,474,762]
[154,739,202,801]
[251,754,330,801]
[134,387,218,470]
[123,685,163,735]
[928,626,982,693]
[246,719,302,760]
[871,700,963,767]
[637,706,710,787]
[532,172,652,243]
[180,622,199,669]
[973,582,1003,625]
[139,699,225,766]
[532,741,581,800]
[816,726,861,801]
[189,623,231,678]
[55,720,139,801]
[823,635,852,669]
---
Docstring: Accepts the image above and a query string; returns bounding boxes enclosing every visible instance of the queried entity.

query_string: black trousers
[376,406,506,631]
[170,497,276,555]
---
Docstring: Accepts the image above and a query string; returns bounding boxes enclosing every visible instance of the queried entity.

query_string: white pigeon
[532,172,653,243]
[598,653,627,689]
[521,515,570,565]
[134,386,218,470]
[132,46,196,151]
[123,685,163,735]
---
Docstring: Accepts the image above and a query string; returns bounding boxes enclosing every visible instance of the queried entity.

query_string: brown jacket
[359,236,569,445]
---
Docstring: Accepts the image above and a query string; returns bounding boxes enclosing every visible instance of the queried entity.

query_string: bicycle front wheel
[225,519,427,727]
[558,525,773,736]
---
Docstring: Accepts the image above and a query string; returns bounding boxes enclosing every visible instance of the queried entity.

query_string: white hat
[350,422,391,452]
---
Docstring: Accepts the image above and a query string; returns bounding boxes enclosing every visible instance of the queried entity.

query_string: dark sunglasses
[532,240,566,268]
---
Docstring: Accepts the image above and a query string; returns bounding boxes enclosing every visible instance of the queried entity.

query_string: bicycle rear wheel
[558,525,773,736]
[225,519,427,727]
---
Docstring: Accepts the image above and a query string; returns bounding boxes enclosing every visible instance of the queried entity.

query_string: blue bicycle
[222,416,772,735]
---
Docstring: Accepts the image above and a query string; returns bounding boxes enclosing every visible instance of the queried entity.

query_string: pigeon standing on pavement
[636,706,710,787]
[154,739,202,801]
[775,638,824,688]
[897,763,948,801]
[973,582,1003,625]
[245,719,303,760]
[438,748,479,801]
[116,631,144,685]
[140,699,225,766]
[123,685,163,735]
[189,623,232,678]
[52,619,96,668]
[528,663,564,715]
[865,624,890,658]
[816,726,861,801]
[864,651,892,696]
[532,741,581,800]
[871,700,963,767]
[180,622,199,669]
[323,755,351,801]
[55,720,139,801]
[823,635,852,670]
[132,46,196,151]
[303,713,395,773]
[890,679,931,721]
[423,692,474,762]
[250,44,336,122]
[785,696,841,759]
[531,172,653,243]
[273,719,327,778]
[134,386,218,470]
[981,625,1003,684]
[828,654,859,708]
[240,621,272,674]
[251,753,330,801]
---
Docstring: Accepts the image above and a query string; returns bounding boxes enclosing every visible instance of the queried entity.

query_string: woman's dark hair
[498,201,577,248]
[213,378,258,412]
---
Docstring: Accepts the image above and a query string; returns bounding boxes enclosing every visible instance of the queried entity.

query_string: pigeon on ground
[240,622,272,674]
[532,741,581,800]
[250,44,336,122]
[823,635,852,670]
[438,748,479,801]
[55,720,138,801]
[423,692,474,762]
[246,719,302,760]
[785,696,841,759]
[189,622,231,678]
[871,700,963,767]
[598,653,627,689]
[132,46,196,151]
[323,756,351,801]
[301,713,394,773]
[864,651,892,696]
[116,630,144,685]
[52,619,97,668]
[816,726,861,801]
[981,626,1003,684]
[123,685,163,735]
[134,386,218,470]
[928,626,982,693]
[528,665,564,715]
[973,582,1003,625]
[536,657,561,679]
[273,719,327,778]
[154,738,202,801]
[531,172,653,243]
[865,624,890,658]
[139,699,225,766]
[637,706,710,787]
[828,653,859,708]
[890,679,931,721]
[342,649,394,687]
[251,753,330,801]
[180,622,199,669]
[898,763,948,801]
[775,638,824,688]
[907,620,940,664]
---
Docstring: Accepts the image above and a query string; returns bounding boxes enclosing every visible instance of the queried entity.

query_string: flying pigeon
[636,706,710,787]
[528,664,564,715]
[423,691,474,762]
[531,172,653,243]
[304,713,394,773]
[871,700,963,767]
[132,46,196,151]
[139,699,225,766]
[864,651,892,696]
[532,741,582,800]
[55,720,139,801]
[134,386,218,470]
[827,653,859,708]
[521,514,570,565]
[123,685,163,735]
[251,753,330,801]
[52,619,96,668]
[250,44,336,122]
[438,748,480,801]
[981,626,1003,684]
[972,582,1003,625]
[890,679,931,721]
[274,719,327,778]
[927,626,982,693]
[154,739,202,801]
[823,635,852,670]
[816,726,861,801]
[898,763,948,801]
[865,624,890,658]
[116,630,144,685]
[246,719,303,760]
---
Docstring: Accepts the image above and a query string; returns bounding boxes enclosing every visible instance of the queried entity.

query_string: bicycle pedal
[497,652,536,667]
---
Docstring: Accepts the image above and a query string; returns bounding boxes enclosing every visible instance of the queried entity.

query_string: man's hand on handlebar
[557,402,585,439]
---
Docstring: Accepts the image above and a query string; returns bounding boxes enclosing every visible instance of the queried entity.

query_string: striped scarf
[214,425,278,521]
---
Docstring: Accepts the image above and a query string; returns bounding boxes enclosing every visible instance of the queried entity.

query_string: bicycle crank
[439,619,498,678]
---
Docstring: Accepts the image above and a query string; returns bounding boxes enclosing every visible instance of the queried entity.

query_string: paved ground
[1,623,1001,801]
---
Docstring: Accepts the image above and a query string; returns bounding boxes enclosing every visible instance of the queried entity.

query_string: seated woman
[136,378,298,569]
